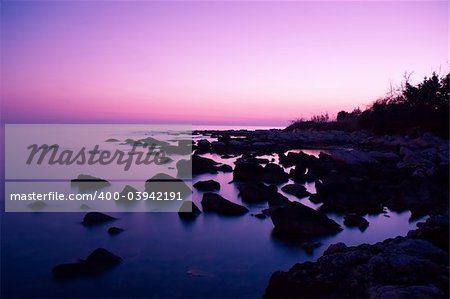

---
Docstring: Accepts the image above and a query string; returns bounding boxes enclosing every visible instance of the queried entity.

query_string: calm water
[1,126,424,298]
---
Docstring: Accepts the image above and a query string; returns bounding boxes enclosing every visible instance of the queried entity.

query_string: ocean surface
[0,125,424,298]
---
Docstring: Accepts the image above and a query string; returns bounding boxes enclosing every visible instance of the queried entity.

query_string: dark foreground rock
[270,202,342,238]
[201,193,248,216]
[52,248,121,280]
[281,184,311,199]
[193,180,220,191]
[264,216,449,298]
[82,212,116,226]
[344,213,369,231]
[178,200,202,220]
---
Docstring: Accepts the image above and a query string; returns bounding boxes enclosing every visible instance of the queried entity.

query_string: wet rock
[201,193,249,216]
[105,138,119,142]
[108,227,124,235]
[82,212,116,226]
[262,163,289,183]
[216,164,233,173]
[71,174,110,190]
[264,224,449,299]
[237,182,271,203]
[233,161,264,181]
[178,200,202,220]
[408,214,449,251]
[344,213,369,231]
[268,185,292,207]
[193,180,220,191]
[270,202,342,238]
[52,248,122,280]
[145,173,192,197]
[281,184,311,199]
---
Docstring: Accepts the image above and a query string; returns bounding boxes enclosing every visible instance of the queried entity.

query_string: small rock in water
[82,212,116,226]
[201,193,248,216]
[178,200,202,220]
[343,213,369,231]
[52,248,121,280]
[108,227,124,235]
[193,180,221,191]
[252,213,266,219]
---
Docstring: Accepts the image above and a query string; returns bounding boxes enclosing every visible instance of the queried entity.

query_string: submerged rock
[193,180,220,191]
[52,248,122,280]
[270,202,342,238]
[82,212,116,226]
[343,213,369,231]
[178,200,202,220]
[201,193,248,216]
[281,184,311,199]
[107,227,124,235]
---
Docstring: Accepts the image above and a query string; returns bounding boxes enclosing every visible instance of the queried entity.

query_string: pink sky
[1,1,448,126]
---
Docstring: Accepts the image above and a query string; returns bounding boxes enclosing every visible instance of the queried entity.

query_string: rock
[145,173,192,197]
[233,161,264,181]
[193,180,220,191]
[177,155,220,177]
[138,136,170,147]
[270,202,342,238]
[178,200,202,220]
[28,201,46,210]
[108,227,124,235]
[300,242,321,255]
[267,185,292,207]
[344,213,369,231]
[105,138,119,142]
[216,164,233,173]
[262,163,289,183]
[71,174,110,190]
[52,248,121,280]
[407,214,449,251]
[82,212,116,226]
[237,182,271,203]
[196,139,211,152]
[253,213,266,219]
[281,184,311,199]
[264,227,449,298]
[201,193,249,216]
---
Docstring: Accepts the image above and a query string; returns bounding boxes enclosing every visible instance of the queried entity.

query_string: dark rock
[118,185,139,202]
[201,193,249,216]
[270,202,342,238]
[82,212,116,226]
[267,185,292,207]
[71,174,110,190]
[237,182,271,203]
[264,236,448,298]
[178,200,202,220]
[138,136,170,147]
[300,242,322,255]
[233,161,264,181]
[262,163,289,183]
[196,139,211,152]
[193,180,220,191]
[145,173,192,197]
[52,248,121,280]
[108,227,124,235]
[217,164,233,173]
[252,213,267,219]
[281,184,311,199]
[344,213,369,231]
[177,155,220,177]
[408,214,449,251]
[105,138,119,142]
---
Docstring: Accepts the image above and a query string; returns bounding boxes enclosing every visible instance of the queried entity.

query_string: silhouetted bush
[287,72,449,138]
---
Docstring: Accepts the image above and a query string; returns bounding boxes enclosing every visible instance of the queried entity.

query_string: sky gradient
[1,1,448,126]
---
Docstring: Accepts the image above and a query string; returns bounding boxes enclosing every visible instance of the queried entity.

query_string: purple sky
[1,1,448,126]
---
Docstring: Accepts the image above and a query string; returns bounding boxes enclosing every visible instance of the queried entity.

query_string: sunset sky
[1,1,448,126]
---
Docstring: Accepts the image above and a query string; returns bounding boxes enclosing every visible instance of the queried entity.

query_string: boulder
[52,248,121,280]
[177,155,220,177]
[343,213,369,231]
[237,182,271,203]
[201,193,248,216]
[262,163,289,183]
[270,202,342,238]
[178,200,202,220]
[216,164,233,173]
[233,161,264,181]
[193,180,220,191]
[82,212,116,226]
[281,184,311,199]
